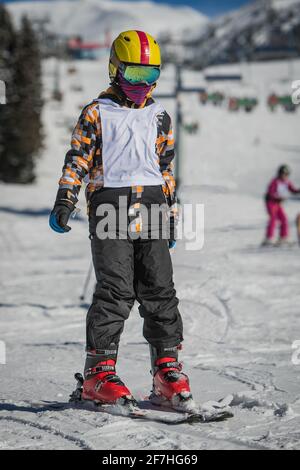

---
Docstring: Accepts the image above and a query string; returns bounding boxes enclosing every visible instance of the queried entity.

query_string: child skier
[263,165,300,246]
[49,30,192,412]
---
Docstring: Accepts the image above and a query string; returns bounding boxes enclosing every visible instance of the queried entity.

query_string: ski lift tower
[52,34,66,102]
[155,64,206,193]
[52,57,63,102]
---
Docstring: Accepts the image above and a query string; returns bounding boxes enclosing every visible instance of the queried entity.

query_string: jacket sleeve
[55,102,99,207]
[266,179,282,202]
[157,111,178,239]
[288,181,300,194]
[157,112,177,205]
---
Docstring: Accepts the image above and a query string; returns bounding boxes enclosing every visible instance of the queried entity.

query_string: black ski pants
[86,187,183,352]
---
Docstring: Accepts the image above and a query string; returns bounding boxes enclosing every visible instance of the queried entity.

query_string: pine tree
[0,9,43,184]
[0,5,18,180]
[0,5,16,69]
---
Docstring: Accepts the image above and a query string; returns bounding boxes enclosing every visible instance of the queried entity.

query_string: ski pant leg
[86,237,135,351]
[266,201,279,239]
[134,239,183,349]
[277,205,289,238]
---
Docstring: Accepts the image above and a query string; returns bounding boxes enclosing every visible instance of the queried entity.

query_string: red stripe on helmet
[136,30,150,64]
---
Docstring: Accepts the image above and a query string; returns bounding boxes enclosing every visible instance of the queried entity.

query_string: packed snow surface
[0,56,300,449]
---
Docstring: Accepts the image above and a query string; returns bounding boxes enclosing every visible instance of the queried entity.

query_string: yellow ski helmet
[109,30,161,83]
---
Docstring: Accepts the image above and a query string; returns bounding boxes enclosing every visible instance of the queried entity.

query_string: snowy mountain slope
[214,0,300,40]
[0,57,300,449]
[183,0,300,66]
[7,0,208,40]
[273,0,300,9]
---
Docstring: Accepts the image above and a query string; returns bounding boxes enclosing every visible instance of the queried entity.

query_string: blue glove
[49,203,72,233]
[169,240,176,250]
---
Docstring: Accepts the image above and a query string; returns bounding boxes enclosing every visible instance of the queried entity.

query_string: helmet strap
[110,45,121,70]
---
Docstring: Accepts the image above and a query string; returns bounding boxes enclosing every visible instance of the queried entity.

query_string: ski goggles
[120,64,160,85]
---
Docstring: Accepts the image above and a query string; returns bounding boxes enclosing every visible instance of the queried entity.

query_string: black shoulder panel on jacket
[161,110,171,133]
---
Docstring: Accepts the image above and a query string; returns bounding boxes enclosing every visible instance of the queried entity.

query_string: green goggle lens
[123,65,160,85]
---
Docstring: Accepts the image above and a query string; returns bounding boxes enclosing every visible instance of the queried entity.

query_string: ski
[147,391,234,423]
[66,398,233,425]
[67,373,234,425]
[243,242,299,254]
[172,409,233,424]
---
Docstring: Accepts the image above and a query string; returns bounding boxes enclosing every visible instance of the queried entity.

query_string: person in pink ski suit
[264,165,300,244]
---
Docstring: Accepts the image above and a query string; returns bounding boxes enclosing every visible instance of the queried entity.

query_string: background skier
[263,165,300,246]
[49,30,193,412]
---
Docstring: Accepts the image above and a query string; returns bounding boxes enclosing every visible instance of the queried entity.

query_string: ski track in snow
[0,415,94,450]
[1,57,300,449]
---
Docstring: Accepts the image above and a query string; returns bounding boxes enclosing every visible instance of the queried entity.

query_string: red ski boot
[81,359,135,406]
[149,348,196,413]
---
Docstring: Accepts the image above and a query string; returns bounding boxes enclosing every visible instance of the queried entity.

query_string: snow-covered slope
[184,0,300,67]
[273,0,300,9]
[0,56,300,449]
[213,0,300,42]
[7,0,208,40]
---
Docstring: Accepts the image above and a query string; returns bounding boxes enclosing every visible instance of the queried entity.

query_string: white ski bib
[277,181,290,200]
[98,98,165,187]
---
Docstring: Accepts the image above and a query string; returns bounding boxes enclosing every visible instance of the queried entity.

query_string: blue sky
[0,0,254,17]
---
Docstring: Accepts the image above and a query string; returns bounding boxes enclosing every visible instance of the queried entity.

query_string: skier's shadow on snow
[0,206,85,221]
[0,206,52,217]
[0,400,179,415]
[0,401,71,414]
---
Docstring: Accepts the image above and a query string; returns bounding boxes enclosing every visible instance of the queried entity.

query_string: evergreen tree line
[0,5,43,184]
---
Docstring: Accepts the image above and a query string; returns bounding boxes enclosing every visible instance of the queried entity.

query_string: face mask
[118,73,152,105]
